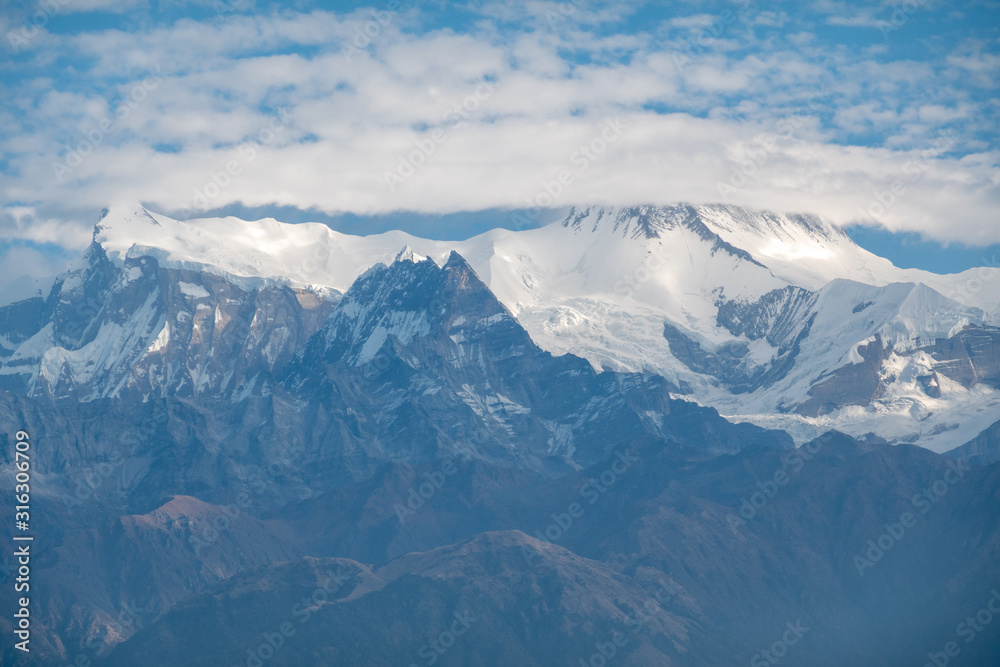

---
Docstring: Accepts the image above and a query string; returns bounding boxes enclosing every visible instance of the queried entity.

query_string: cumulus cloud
[0,1,998,253]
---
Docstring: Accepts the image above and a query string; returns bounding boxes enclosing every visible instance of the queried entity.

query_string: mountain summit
[1,202,997,451]
[0,202,999,667]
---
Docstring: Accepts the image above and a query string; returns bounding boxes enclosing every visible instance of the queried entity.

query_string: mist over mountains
[0,203,998,666]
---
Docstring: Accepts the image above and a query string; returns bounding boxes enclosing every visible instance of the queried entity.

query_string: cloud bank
[1,0,998,254]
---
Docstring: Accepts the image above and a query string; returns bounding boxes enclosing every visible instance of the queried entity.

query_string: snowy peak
[88,204,447,295]
[4,201,998,454]
[80,202,995,315]
[561,205,692,239]
[320,254,442,364]
[93,200,161,245]
[803,279,986,361]
[697,204,848,247]
[305,249,526,370]
[559,203,847,247]
[394,245,429,264]
[558,203,868,290]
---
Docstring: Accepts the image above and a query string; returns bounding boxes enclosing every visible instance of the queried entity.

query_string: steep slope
[948,417,1000,464]
[557,433,1000,666]
[0,237,335,400]
[104,532,689,667]
[2,201,997,451]
[86,436,1000,667]
[0,248,798,665]
[1,202,998,665]
[281,249,784,471]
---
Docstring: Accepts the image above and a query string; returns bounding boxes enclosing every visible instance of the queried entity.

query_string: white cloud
[0,206,92,248]
[0,3,998,254]
[824,14,883,28]
[752,12,789,28]
[0,247,63,293]
[63,0,148,13]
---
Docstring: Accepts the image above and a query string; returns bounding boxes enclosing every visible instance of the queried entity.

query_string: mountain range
[0,202,998,665]
[4,202,997,451]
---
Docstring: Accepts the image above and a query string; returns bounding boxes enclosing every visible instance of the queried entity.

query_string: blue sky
[847,226,1000,274]
[0,0,998,282]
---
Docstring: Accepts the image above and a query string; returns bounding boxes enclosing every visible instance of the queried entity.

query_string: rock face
[661,276,998,436]
[0,241,335,401]
[948,417,1000,464]
[795,335,892,417]
[281,250,778,473]
[664,285,817,394]
[924,325,1000,389]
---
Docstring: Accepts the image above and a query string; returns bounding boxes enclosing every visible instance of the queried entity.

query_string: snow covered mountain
[0,238,334,401]
[1,201,997,452]
[4,201,1000,667]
